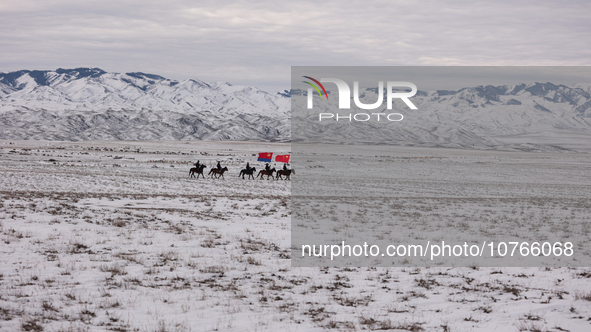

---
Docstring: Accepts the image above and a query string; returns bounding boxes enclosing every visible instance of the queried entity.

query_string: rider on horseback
[246,162,251,172]
[283,163,288,171]
[195,160,201,168]
[217,161,222,171]
[265,163,271,173]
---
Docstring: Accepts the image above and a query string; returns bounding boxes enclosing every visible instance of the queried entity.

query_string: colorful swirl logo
[302,76,328,100]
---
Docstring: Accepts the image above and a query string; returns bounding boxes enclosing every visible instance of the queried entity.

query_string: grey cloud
[0,0,589,92]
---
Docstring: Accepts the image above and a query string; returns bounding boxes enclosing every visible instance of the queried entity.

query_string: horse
[276,168,294,180]
[239,167,256,179]
[189,165,207,178]
[256,168,276,180]
[208,166,228,179]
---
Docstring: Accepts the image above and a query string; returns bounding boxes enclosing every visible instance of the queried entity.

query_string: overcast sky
[1,0,589,92]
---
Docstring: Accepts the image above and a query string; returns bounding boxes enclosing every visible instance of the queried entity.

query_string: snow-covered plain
[291,144,591,267]
[1,140,591,332]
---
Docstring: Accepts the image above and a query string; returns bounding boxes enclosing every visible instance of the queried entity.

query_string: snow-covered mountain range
[1,68,590,151]
[292,81,591,151]
[0,68,290,141]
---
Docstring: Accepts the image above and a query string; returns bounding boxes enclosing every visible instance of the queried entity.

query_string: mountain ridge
[0,68,290,141]
[2,68,591,151]
[291,81,591,151]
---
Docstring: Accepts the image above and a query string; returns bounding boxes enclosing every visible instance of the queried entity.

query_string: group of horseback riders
[245,161,288,173]
[190,160,292,180]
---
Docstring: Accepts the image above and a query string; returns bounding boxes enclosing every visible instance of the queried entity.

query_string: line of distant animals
[189,165,294,180]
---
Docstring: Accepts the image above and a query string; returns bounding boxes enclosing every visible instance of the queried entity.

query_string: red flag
[258,152,273,162]
[275,154,290,163]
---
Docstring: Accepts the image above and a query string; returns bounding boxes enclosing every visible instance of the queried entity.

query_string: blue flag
[257,152,273,162]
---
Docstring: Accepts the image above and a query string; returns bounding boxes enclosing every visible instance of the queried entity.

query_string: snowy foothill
[1,140,591,331]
